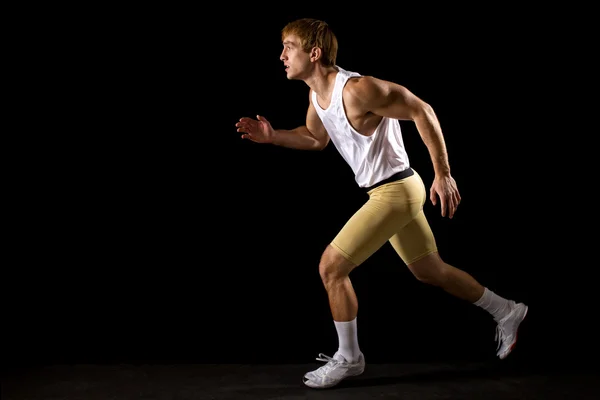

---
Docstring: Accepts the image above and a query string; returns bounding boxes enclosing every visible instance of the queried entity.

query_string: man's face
[280,35,311,80]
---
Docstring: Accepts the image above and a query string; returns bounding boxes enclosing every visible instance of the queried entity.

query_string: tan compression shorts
[330,169,438,266]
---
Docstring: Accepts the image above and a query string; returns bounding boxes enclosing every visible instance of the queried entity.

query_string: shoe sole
[303,367,365,389]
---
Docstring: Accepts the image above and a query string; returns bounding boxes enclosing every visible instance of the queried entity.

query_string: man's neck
[305,65,338,99]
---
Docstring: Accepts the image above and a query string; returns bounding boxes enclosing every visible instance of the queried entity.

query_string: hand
[236,115,275,144]
[430,174,461,219]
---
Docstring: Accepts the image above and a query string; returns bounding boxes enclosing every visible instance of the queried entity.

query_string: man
[235,18,528,389]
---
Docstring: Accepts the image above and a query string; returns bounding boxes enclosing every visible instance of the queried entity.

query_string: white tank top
[311,66,410,188]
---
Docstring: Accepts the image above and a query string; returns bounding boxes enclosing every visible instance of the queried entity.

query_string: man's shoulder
[344,75,378,97]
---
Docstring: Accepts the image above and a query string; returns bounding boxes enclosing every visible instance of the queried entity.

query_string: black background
[6,5,593,368]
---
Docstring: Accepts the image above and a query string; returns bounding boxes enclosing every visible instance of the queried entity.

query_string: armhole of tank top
[338,74,380,138]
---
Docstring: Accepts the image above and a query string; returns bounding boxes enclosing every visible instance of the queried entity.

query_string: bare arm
[237,90,329,151]
[347,76,461,218]
[348,76,450,176]
[272,90,330,151]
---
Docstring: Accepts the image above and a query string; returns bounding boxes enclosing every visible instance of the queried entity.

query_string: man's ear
[310,47,322,62]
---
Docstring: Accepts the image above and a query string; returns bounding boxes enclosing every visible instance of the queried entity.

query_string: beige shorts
[330,169,437,266]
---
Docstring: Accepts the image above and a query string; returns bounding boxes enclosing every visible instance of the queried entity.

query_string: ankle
[474,287,513,321]
[337,348,361,363]
[334,318,361,363]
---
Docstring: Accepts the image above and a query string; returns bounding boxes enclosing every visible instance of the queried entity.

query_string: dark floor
[3,359,599,400]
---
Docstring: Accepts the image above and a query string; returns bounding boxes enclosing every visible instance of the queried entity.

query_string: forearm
[413,104,451,176]
[271,126,323,150]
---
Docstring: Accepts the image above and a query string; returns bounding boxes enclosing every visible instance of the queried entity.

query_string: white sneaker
[495,302,528,359]
[302,352,365,389]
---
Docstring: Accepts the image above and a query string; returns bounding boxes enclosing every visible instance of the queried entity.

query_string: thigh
[330,199,403,266]
[331,173,425,266]
[388,210,438,265]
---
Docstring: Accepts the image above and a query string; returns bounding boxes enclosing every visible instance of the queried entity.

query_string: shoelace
[313,353,339,378]
[495,322,508,350]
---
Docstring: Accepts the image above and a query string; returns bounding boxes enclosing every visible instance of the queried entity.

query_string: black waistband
[363,168,414,192]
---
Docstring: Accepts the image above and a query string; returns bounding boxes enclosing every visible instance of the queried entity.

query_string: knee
[319,257,343,285]
[407,253,449,286]
[318,245,354,285]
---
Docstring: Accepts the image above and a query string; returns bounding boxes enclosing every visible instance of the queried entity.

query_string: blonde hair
[281,18,338,67]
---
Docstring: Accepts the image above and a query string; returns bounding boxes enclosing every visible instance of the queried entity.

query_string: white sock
[334,318,361,363]
[473,287,514,322]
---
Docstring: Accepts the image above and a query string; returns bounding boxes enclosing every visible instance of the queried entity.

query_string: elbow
[312,142,327,151]
[316,138,330,151]
[412,101,436,122]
